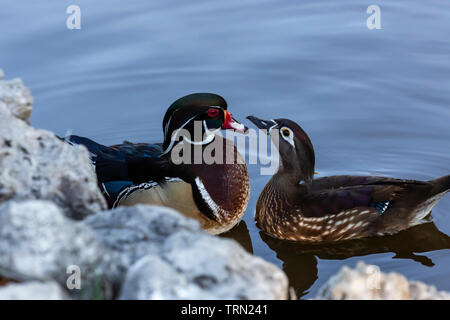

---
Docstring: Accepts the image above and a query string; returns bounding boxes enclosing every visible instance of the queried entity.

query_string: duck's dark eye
[282,128,290,137]
[207,108,220,117]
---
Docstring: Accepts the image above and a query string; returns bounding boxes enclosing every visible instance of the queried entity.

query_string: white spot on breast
[338,224,353,234]
[354,221,363,228]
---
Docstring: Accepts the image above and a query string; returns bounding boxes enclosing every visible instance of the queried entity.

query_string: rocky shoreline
[0,69,448,300]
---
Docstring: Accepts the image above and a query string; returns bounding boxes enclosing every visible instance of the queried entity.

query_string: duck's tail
[62,135,112,161]
[430,175,450,195]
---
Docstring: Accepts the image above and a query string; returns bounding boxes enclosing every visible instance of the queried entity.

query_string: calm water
[2,1,450,298]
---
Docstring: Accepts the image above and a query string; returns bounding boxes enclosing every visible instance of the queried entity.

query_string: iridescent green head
[162,93,246,151]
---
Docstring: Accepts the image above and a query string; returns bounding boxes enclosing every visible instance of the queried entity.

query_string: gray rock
[119,240,288,300]
[0,281,69,300]
[159,232,287,299]
[316,261,450,300]
[0,70,33,122]
[86,204,202,282]
[0,105,107,219]
[118,255,213,300]
[0,201,287,300]
[86,205,288,300]
[0,201,110,294]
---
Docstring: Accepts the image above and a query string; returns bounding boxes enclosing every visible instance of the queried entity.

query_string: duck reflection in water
[220,220,254,254]
[223,220,450,299]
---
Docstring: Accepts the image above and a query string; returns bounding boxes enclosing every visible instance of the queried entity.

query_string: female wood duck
[68,93,250,234]
[247,115,450,242]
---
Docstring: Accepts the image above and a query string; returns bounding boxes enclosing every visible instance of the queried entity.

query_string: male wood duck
[247,115,450,242]
[67,93,250,234]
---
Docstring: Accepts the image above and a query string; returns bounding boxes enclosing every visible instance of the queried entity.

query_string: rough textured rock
[0,281,69,300]
[0,70,33,122]
[86,205,201,283]
[0,201,287,300]
[0,104,107,219]
[316,261,450,300]
[118,255,214,300]
[86,205,289,300]
[0,201,110,291]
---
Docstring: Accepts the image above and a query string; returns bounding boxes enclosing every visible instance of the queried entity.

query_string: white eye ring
[280,127,295,147]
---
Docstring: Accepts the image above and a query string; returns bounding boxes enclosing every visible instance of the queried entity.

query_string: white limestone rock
[0,281,69,300]
[0,201,110,291]
[86,205,289,300]
[316,261,450,300]
[0,105,107,219]
[0,70,33,123]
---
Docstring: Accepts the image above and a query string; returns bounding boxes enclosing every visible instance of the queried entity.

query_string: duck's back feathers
[302,175,435,219]
[67,135,172,202]
[310,175,430,192]
[284,175,447,240]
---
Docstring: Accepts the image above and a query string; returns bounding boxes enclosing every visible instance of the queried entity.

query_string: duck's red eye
[207,108,219,117]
